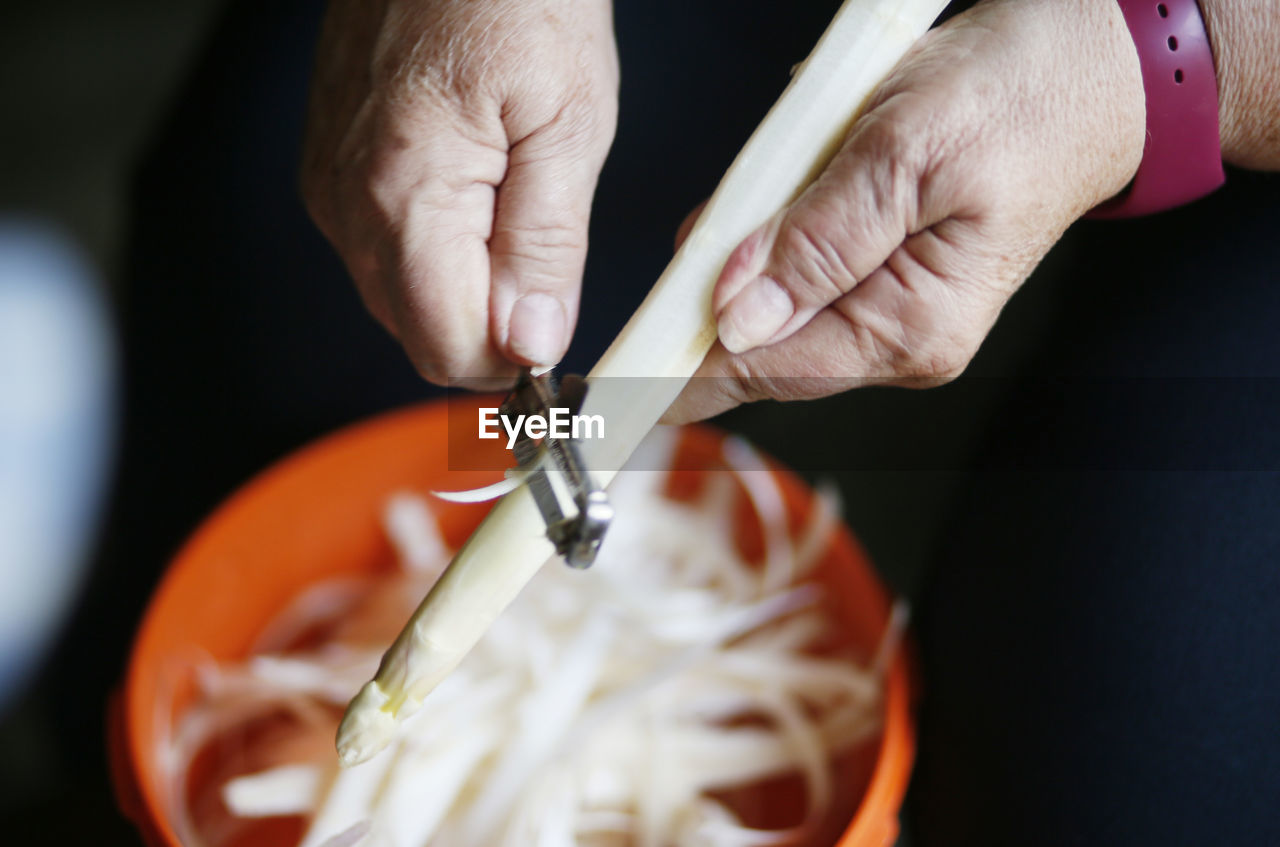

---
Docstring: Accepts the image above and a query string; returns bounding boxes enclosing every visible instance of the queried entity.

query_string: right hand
[663,0,1146,423]
[301,0,619,384]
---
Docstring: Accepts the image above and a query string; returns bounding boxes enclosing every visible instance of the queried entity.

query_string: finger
[664,284,895,425]
[674,199,709,252]
[488,122,605,368]
[389,193,514,385]
[712,111,934,355]
[342,102,513,384]
[665,222,999,423]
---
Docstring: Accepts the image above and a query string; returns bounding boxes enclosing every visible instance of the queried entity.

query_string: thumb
[712,117,925,354]
[489,128,602,368]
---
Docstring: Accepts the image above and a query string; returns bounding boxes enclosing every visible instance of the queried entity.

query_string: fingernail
[508,292,566,366]
[716,275,793,354]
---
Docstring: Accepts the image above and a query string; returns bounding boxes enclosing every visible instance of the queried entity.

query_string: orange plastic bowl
[110,398,916,847]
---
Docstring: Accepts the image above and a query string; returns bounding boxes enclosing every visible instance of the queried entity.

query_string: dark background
[2,1,1276,844]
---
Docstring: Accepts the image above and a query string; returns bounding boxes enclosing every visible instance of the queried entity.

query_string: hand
[664,0,1146,423]
[301,0,618,383]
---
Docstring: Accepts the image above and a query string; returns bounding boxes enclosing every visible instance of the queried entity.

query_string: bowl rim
[111,400,917,847]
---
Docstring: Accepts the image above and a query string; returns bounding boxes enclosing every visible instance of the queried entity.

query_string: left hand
[300,0,619,385]
[664,0,1146,423]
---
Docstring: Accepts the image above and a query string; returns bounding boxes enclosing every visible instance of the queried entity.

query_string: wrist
[939,0,1145,215]
[1198,0,1280,169]
[1083,0,1149,204]
[1088,0,1225,218]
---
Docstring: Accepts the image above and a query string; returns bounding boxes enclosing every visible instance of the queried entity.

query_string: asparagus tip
[335,679,397,767]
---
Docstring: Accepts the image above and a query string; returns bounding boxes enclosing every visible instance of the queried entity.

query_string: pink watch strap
[1089,0,1224,219]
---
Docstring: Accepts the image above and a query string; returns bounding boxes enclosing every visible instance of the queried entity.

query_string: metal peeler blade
[500,368,612,568]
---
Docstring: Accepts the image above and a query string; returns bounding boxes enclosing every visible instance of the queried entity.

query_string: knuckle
[412,360,450,386]
[838,256,976,385]
[854,107,928,180]
[545,92,612,156]
[720,355,769,407]
[501,219,585,253]
[492,219,586,280]
[722,357,849,406]
[720,355,819,407]
[857,109,913,160]
[917,345,971,384]
[774,217,858,305]
[835,306,926,385]
[501,76,615,170]
[892,334,972,385]
[403,338,472,386]
[848,101,948,225]
[855,321,909,379]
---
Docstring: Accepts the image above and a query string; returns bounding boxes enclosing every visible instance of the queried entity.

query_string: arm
[1203,0,1280,170]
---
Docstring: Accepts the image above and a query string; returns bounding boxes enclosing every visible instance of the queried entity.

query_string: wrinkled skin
[302,0,618,383]
[301,0,1280,415]
[666,0,1146,420]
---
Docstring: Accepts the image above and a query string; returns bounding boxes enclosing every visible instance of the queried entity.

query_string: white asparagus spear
[337,0,950,767]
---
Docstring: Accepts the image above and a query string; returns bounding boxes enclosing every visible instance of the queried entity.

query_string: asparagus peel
[338,0,950,767]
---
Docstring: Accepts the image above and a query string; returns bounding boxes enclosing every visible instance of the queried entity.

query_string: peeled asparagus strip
[337,0,949,766]
[195,454,883,847]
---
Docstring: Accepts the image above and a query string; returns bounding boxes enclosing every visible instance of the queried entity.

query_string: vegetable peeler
[500,367,613,569]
